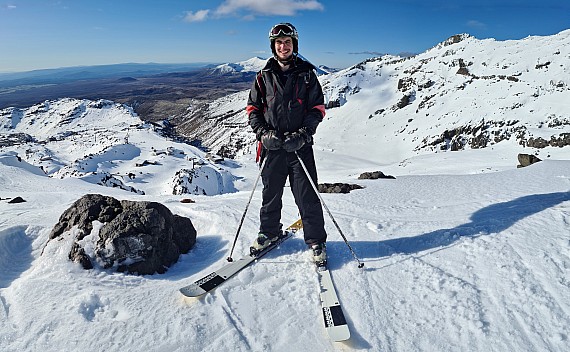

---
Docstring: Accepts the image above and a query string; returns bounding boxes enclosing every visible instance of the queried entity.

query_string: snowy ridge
[319,29,570,163]
[211,55,331,76]
[211,57,267,75]
[0,98,237,196]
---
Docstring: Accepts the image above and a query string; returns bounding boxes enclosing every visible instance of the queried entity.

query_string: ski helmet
[269,22,298,56]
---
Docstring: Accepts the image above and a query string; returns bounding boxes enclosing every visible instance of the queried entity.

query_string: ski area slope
[1,148,569,351]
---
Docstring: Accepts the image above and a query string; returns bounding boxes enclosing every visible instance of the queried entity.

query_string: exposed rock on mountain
[358,171,396,180]
[517,153,542,168]
[318,183,363,194]
[49,194,196,275]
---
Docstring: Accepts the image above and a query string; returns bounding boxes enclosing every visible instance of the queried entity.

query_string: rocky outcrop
[358,171,396,180]
[318,183,363,194]
[49,194,196,275]
[517,154,542,168]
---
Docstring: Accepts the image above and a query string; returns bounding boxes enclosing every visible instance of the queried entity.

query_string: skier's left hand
[283,128,312,152]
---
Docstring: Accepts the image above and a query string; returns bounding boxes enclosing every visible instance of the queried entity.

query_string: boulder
[49,194,196,275]
[318,183,363,194]
[358,171,396,180]
[7,196,26,204]
[517,153,542,168]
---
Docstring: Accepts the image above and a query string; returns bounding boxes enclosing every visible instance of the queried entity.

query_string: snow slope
[1,146,569,351]
[1,31,570,352]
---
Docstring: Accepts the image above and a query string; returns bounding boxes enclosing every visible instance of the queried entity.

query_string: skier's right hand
[260,130,283,150]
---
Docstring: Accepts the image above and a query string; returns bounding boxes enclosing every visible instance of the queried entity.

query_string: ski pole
[295,151,364,268]
[227,157,267,262]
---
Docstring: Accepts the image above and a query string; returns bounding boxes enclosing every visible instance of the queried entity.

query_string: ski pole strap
[294,151,364,268]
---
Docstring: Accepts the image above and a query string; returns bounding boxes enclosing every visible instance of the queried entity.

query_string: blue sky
[0,0,568,72]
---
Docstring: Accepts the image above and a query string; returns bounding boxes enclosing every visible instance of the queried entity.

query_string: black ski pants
[259,145,327,245]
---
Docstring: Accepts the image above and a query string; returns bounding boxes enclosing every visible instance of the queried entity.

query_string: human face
[274,36,293,61]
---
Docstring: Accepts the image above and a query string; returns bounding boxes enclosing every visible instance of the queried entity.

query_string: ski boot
[250,233,278,256]
[311,242,327,267]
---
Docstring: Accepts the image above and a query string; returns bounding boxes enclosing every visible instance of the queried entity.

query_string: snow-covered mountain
[180,30,570,166]
[210,55,331,76]
[0,98,236,196]
[211,57,267,75]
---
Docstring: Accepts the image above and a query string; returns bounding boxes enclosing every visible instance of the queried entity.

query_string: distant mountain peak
[211,55,333,76]
[212,57,267,75]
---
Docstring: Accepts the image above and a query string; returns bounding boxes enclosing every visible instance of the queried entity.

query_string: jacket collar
[262,56,313,73]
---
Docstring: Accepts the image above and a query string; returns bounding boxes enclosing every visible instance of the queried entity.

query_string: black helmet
[269,22,298,56]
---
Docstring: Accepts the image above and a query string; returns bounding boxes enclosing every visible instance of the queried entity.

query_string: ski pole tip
[227,257,234,262]
[358,262,364,268]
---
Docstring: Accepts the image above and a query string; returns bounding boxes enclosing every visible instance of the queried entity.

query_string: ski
[179,219,303,297]
[317,264,351,341]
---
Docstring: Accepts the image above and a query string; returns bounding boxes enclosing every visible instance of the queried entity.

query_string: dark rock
[526,133,570,149]
[7,196,26,204]
[49,194,196,275]
[396,95,411,109]
[444,34,469,46]
[318,183,364,194]
[456,67,470,75]
[358,171,396,180]
[70,243,93,269]
[398,77,415,92]
[326,99,341,109]
[49,194,122,240]
[517,154,542,168]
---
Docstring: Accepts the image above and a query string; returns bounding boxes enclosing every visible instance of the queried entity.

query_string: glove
[260,130,283,150]
[282,128,312,153]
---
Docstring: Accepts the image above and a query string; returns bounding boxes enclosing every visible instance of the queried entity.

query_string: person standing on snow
[246,22,328,265]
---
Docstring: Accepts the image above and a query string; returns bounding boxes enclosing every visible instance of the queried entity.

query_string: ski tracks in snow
[194,240,334,351]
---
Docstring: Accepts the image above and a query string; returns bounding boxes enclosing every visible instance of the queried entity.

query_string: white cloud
[215,0,324,16]
[467,20,486,30]
[183,0,324,22]
[184,9,210,23]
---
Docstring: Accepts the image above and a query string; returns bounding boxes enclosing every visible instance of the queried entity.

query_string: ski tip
[328,327,351,342]
[179,285,207,298]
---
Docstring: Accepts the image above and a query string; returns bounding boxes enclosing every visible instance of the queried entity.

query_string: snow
[212,57,267,74]
[1,31,570,352]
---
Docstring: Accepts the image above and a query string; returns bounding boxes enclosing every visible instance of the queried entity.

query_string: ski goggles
[269,24,297,39]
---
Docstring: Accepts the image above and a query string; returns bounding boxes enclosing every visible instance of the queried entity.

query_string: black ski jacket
[246,56,325,140]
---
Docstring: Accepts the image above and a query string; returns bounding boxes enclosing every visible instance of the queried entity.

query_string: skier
[246,22,327,264]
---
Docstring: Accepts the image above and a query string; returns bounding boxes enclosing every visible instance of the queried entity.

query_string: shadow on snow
[0,225,34,289]
[329,191,570,268]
